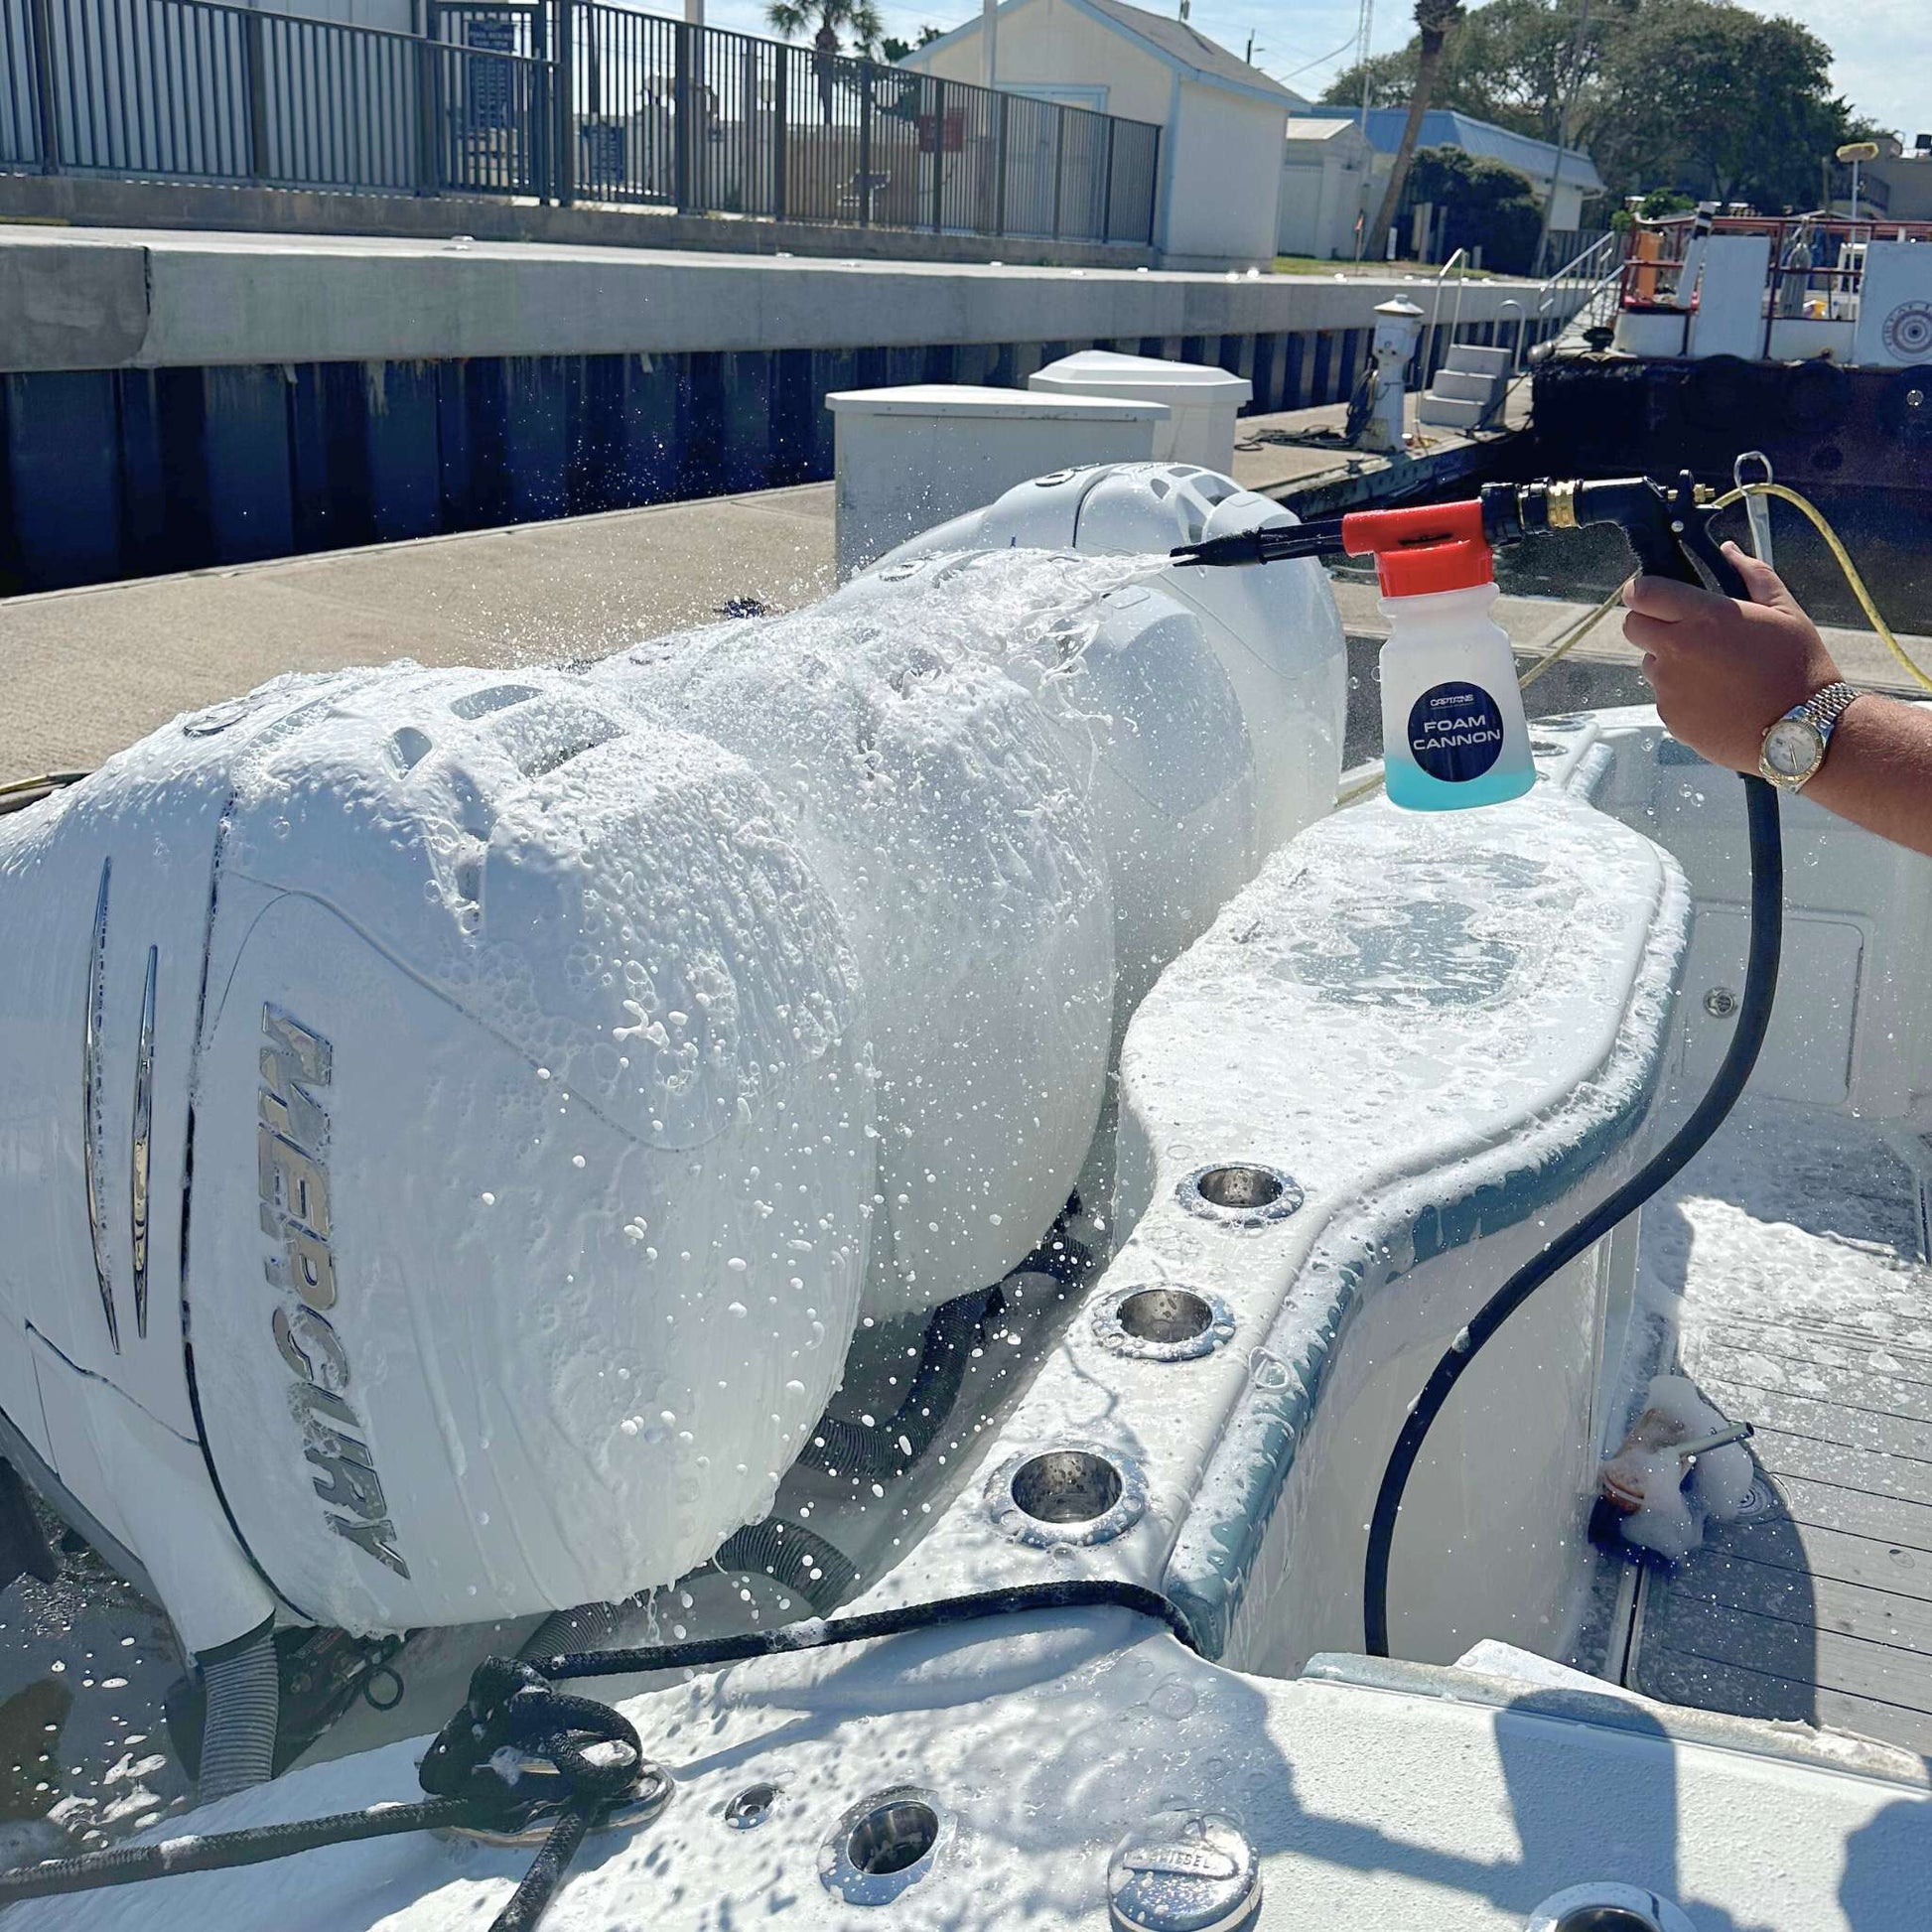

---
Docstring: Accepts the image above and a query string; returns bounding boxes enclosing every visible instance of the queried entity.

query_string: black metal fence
[0,0,1161,245]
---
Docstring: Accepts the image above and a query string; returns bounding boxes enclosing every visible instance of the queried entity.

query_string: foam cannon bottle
[1345,498,1533,811]
[1171,473,1757,813]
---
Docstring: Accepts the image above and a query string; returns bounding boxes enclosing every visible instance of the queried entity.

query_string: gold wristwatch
[1758,681,1860,791]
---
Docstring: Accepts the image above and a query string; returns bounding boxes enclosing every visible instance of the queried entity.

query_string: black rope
[1362,772,1783,1656]
[491,1807,600,1932]
[0,1796,476,1902]
[524,1578,1197,1682]
[0,1579,1191,1921]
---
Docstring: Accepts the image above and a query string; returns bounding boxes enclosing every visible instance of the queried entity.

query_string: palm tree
[765,0,886,59]
[1367,0,1466,261]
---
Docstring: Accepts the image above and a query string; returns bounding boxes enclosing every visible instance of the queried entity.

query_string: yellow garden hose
[1708,481,1932,694]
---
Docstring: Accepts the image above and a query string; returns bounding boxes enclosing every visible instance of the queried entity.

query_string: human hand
[1621,541,1842,772]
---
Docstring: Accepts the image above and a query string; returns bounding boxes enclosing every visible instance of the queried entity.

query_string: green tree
[881,24,944,63]
[1323,47,1418,114]
[1368,1,1468,258]
[1327,1,1632,143]
[1330,1,1870,213]
[1590,2,1856,208]
[765,0,886,58]
[1406,146,1543,270]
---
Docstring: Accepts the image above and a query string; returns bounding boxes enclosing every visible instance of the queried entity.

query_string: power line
[1277,25,1366,81]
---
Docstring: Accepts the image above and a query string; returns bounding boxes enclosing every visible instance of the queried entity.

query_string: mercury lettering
[257,1006,409,1578]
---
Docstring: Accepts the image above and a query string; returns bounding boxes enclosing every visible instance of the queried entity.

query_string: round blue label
[1408,681,1507,782]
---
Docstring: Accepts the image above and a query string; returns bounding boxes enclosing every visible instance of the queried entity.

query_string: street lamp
[1836,140,1879,224]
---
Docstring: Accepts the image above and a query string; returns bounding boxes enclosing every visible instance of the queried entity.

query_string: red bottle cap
[1367,536,1496,598]
[1338,498,1495,598]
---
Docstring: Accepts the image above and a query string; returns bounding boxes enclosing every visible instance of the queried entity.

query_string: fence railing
[1534,226,1613,278]
[1538,228,1621,335]
[0,0,1161,246]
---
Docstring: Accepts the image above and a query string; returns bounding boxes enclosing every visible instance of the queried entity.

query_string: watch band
[1798,681,1861,736]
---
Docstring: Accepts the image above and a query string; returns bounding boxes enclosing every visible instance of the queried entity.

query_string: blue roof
[1302,105,1602,194]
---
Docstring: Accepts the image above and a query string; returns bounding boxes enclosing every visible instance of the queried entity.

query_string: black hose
[716,1513,859,1614]
[797,1287,998,1478]
[195,1622,280,1803]
[1362,772,1782,1656]
[800,1225,1089,1482]
[520,1514,860,1669]
[520,1598,629,1663]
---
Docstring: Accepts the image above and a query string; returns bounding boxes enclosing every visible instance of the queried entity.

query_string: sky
[704,0,1928,146]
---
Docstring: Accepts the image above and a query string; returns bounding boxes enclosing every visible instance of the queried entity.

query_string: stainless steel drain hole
[1120,1287,1213,1345]
[1195,1166,1281,1208]
[1180,1164,1303,1227]
[821,1786,948,1904]
[986,1442,1148,1547]
[1092,1285,1237,1364]
[725,1782,777,1830]
[849,1798,938,1875]
[1528,1883,1695,1932]
[1014,1449,1121,1523]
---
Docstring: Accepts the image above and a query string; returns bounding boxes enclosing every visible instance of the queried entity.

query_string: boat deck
[1621,1102,1932,1754]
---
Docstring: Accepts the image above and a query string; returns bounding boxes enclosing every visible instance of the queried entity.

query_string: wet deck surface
[1628,1104,1932,1755]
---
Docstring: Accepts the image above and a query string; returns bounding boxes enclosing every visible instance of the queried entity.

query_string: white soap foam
[589,591,1116,1317]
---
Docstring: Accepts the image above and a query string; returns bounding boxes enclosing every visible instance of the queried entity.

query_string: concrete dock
[0,224,1552,374]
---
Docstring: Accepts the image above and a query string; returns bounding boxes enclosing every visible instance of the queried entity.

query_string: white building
[901,0,1302,271]
[1277,114,1374,260]
[1280,105,1604,263]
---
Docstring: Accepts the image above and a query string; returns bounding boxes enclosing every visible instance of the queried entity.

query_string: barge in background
[1525,214,1932,627]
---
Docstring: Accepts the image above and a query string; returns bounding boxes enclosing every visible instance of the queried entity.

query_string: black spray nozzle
[1167,521,1348,569]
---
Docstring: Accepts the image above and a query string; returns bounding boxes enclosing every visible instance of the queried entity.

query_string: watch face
[1763,716,1825,779]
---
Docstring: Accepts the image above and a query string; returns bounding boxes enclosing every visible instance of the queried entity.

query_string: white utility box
[1027,349,1252,471]
[827,385,1167,577]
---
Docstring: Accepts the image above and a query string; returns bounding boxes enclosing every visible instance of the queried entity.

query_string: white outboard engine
[853,462,1347,854]
[0,666,871,1783]
[0,463,1348,1795]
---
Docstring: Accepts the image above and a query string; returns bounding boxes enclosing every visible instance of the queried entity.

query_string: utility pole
[1353,0,1374,258]
[1532,0,1591,279]
[983,0,998,90]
